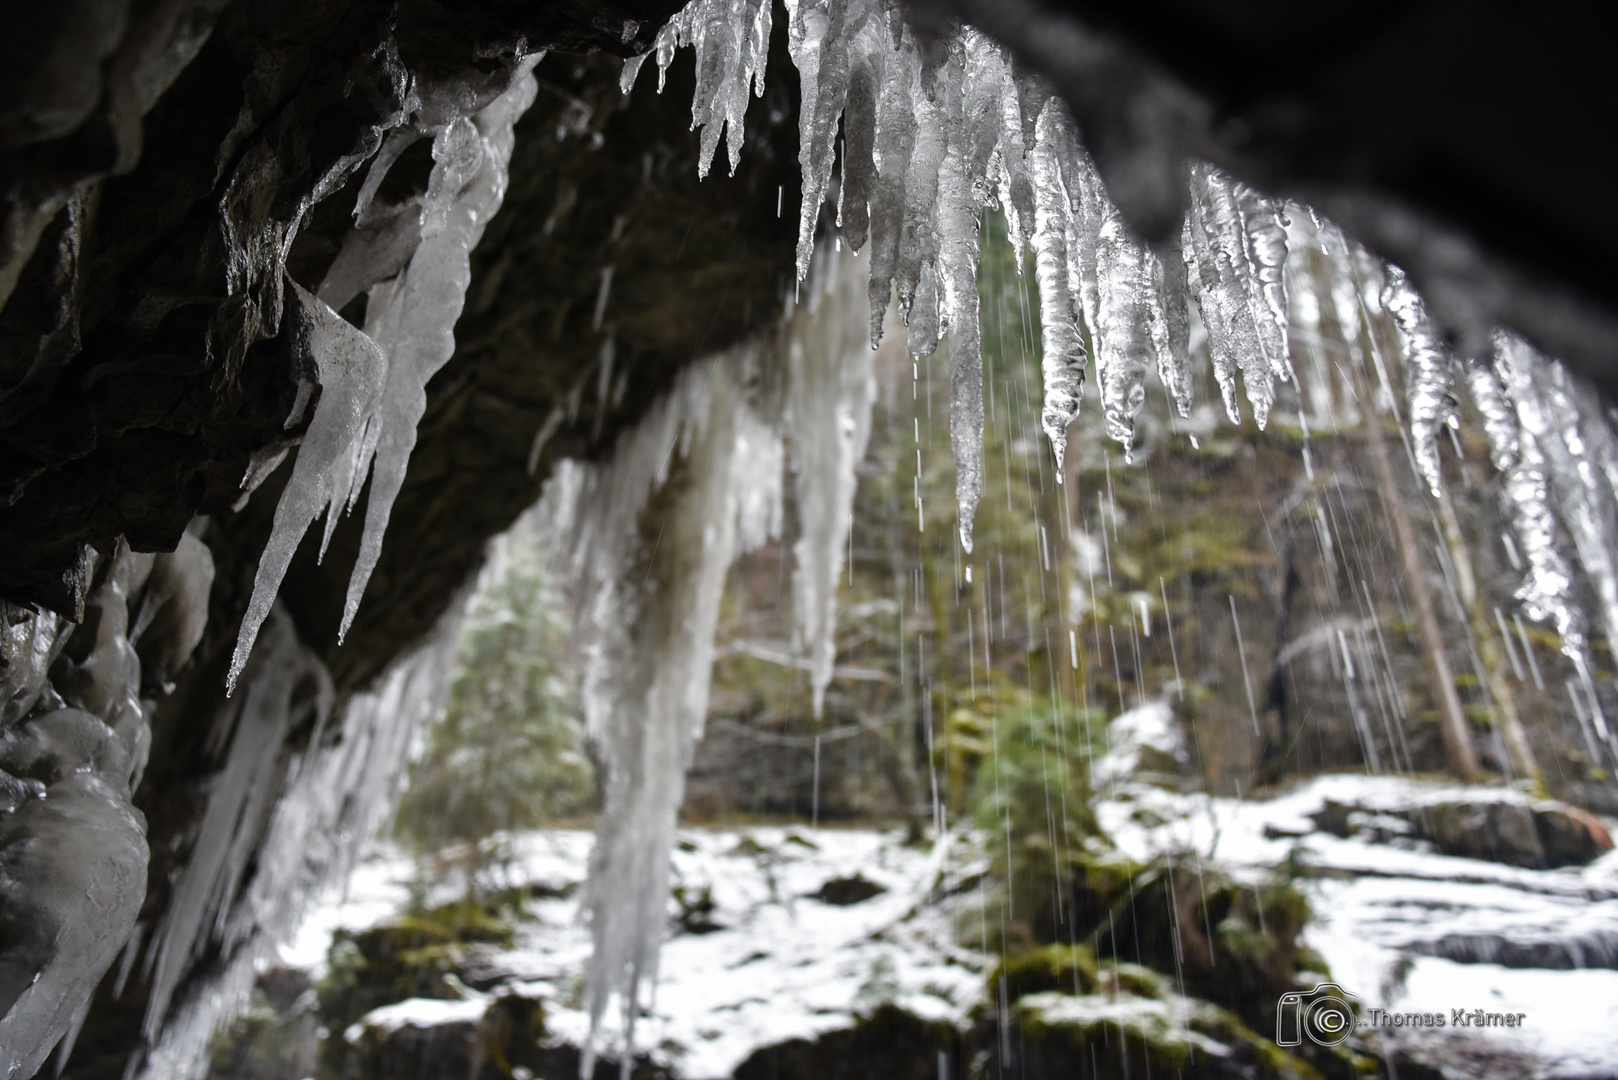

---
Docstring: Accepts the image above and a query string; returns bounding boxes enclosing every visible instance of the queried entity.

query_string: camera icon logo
[1276,982,1358,1047]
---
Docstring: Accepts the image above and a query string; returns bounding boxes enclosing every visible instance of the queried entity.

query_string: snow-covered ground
[1094,731,1618,1079]
[285,825,989,1078]
[285,705,1618,1080]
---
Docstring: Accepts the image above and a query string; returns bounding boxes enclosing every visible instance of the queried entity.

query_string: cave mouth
[2,1,1617,1078]
[210,211,1618,1080]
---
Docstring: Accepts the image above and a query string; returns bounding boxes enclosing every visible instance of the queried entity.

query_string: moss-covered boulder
[313,898,519,1077]
[992,990,1324,1080]
[990,944,1100,1000]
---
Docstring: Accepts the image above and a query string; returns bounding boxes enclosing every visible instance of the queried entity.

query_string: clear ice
[786,248,878,718]
[229,59,540,691]
[2,536,214,1080]
[538,342,784,1078]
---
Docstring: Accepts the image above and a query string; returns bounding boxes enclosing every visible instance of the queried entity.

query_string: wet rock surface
[1306,795,1614,870]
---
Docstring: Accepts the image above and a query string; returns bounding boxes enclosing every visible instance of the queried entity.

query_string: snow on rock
[350,995,491,1041]
[1094,771,1618,1078]
[284,771,1618,1078]
[1090,700,1187,791]
[291,826,987,1080]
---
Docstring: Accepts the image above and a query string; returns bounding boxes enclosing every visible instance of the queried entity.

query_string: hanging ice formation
[539,346,784,1077]
[1490,333,1618,760]
[1384,265,1456,496]
[786,247,878,718]
[1,534,215,1080]
[1292,210,1618,765]
[227,58,541,692]
[532,243,880,1072]
[642,0,1301,548]
[133,610,460,1080]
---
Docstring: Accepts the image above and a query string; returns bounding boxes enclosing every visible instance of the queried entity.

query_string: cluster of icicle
[227,56,542,693]
[535,245,877,1075]
[1476,337,1618,761]
[1,535,214,1080]
[1289,212,1618,765]
[630,0,1294,554]
[133,607,460,1080]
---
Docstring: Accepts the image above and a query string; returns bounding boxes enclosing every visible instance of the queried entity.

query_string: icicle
[1029,101,1085,473]
[1183,164,1280,426]
[934,55,987,551]
[542,339,784,1077]
[1152,226,1194,417]
[685,0,773,177]
[1385,265,1455,496]
[1465,358,1519,472]
[865,30,916,346]
[1093,212,1158,451]
[839,45,879,252]
[994,68,1036,266]
[227,283,389,693]
[229,60,538,687]
[787,247,878,717]
[787,0,858,280]
[337,62,539,643]
[1498,332,1618,688]
[1239,185,1291,384]
[1491,333,1586,660]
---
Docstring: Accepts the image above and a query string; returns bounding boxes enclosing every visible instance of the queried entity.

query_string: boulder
[732,1004,959,1080]
[1408,799,1614,870]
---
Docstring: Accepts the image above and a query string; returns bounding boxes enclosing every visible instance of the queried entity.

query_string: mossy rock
[1096,961,1169,1000]
[1000,991,1324,1080]
[315,898,518,1073]
[1077,855,1317,1033]
[990,944,1100,1000]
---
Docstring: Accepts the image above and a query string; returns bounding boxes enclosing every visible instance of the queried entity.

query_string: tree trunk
[1352,286,1480,781]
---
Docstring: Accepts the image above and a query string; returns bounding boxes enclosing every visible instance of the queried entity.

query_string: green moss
[1011,991,1324,1080]
[991,944,1100,1000]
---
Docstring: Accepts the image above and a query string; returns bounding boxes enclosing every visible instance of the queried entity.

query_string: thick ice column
[0,713,147,1080]
[787,248,877,717]
[540,342,783,1075]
